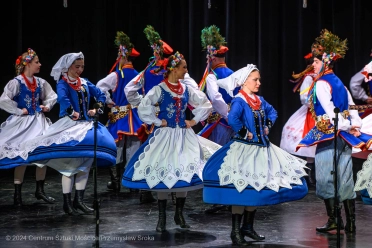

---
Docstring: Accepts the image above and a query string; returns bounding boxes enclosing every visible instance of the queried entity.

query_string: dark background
[1,0,372,144]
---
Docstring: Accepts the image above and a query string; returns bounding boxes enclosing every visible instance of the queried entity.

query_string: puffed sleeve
[39,78,57,110]
[349,69,368,101]
[206,74,229,118]
[299,75,313,106]
[138,85,162,126]
[125,74,143,106]
[0,79,24,115]
[181,73,198,90]
[96,72,118,104]
[187,86,212,123]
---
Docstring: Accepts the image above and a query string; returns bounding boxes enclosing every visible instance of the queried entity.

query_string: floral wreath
[15,48,36,66]
[165,51,184,71]
[321,52,341,66]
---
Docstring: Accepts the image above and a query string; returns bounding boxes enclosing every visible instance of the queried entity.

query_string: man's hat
[144,25,173,57]
[129,48,140,57]
[201,25,228,58]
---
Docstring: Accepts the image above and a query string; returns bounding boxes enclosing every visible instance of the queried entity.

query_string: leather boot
[156,199,167,232]
[231,214,249,246]
[107,164,120,192]
[14,184,23,207]
[140,190,157,204]
[73,190,94,214]
[174,197,190,228]
[343,199,356,233]
[171,192,176,205]
[35,180,56,204]
[305,162,316,188]
[316,198,344,232]
[241,209,265,240]
[63,193,79,216]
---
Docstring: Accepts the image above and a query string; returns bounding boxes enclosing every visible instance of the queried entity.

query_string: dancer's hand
[349,126,361,137]
[88,109,96,117]
[40,105,49,112]
[247,132,253,140]
[161,119,167,127]
[21,108,28,115]
[185,119,196,128]
[71,111,79,120]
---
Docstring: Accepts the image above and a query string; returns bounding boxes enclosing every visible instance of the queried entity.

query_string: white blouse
[0,75,57,115]
[138,82,212,127]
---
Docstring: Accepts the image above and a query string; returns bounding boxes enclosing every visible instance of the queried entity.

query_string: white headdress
[216,64,258,97]
[51,52,84,81]
[362,61,372,82]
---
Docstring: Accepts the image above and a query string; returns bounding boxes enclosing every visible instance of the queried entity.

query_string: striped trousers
[315,137,356,201]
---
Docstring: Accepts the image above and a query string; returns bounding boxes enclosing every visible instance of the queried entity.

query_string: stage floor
[0,165,371,248]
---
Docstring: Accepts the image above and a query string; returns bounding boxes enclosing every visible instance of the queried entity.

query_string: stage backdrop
[1,0,371,145]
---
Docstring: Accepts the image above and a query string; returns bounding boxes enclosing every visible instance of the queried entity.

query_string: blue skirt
[0,122,116,170]
[203,140,308,206]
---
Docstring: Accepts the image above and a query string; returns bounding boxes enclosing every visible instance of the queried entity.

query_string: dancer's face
[242,70,261,94]
[312,57,323,74]
[68,59,85,79]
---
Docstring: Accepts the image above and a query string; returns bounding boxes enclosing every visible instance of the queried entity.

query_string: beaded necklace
[239,90,261,110]
[62,75,82,91]
[164,78,184,95]
[21,73,37,92]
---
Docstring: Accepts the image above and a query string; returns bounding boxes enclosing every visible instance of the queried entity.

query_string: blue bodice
[156,85,189,128]
[13,78,42,115]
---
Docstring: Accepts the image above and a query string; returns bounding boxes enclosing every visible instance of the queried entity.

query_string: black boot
[343,199,356,233]
[35,180,56,204]
[305,162,316,187]
[140,190,157,204]
[241,209,265,241]
[156,199,167,232]
[231,214,249,246]
[14,184,23,207]
[316,198,344,233]
[174,197,190,228]
[63,193,79,216]
[171,192,176,205]
[73,190,94,214]
[107,164,121,192]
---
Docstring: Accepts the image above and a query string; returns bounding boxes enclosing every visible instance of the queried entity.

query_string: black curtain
[1,0,372,144]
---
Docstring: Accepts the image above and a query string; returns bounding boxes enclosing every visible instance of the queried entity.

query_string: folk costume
[198,25,238,146]
[20,52,117,215]
[203,64,308,245]
[0,48,57,206]
[296,30,372,233]
[123,52,220,232]
[280,54,317,186]
[96,31,142,192]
